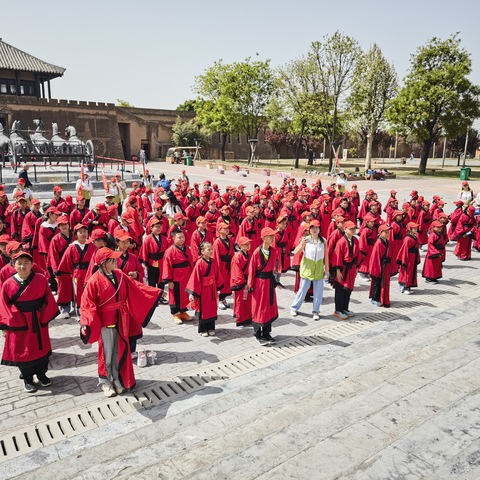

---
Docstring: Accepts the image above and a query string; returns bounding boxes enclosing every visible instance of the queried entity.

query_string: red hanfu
[10,207,30,241]
[48,232,74,307]
[230,250,252,326]
[358,226,376,274]
[417,209,432,246]
[186,257,223,332]
[70,207,91,230]
[396,234,420,288]
[368,237,392,307]
[452,211,475,260]
[117,251,144,281]
[213,236,234,296]
[388,220,405,275]
[162,244,194,314]
[0,262,48,289]
[236,218,260,251]
[331,235,360,291]
[422,231,445,280]
[37,223,58,270]
[0,272,59,367]
[189,228,214,264]
[139,233,167,276]
[57,242,96,307]
[80,269,160,389]
[275,228,291,272]
[21,210,42,250]
[247,246,278,326]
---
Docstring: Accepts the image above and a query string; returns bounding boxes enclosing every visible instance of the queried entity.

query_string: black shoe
[276,282,285,289]
[24,382,38,393]
[256,336,269,346]
[263,333,276,345]
[37,375,52,387]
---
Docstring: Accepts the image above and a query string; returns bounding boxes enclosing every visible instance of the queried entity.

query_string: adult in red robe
[230,237,252,327]
[213,223,234,309]
[80,248,160,395]
[396,222,421,294]
[369,225,393,308]
[162,231,194,323]
[0,252,59,392]
[49,217,74,316]
[186,243,223,335]
[422,221,446,282]
[247,227,279,346]
[57,224,96,309]
[331,221,360,319]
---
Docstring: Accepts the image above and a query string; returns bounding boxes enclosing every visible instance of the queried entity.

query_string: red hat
[390,189,397,194]
[246,206,255,214]
[467,205,475,214]
[462,181,469,186]
[366,189,375,195]
[95,247,122,265]
[454,200,464,206]
[301,211,312,219]
[76,195,85,202]
[437,200,445,206]
[57,216,69,225]
[422,200,430,206]
[30,198,40,206]
[90,229,108,240]
[95,203,107,212]
[12,251,32,262]
[335,216,345,223]
[431,220,442,228]
[410,190,418,195]
[378,224,391,234]
[17,178,26,185]
[276,215,288,224]
[238,185,246,189]
[14,191,26,199]
[115,232,132,241]
[110,177,116,182]
[196,216,206,224]
[73,224,88,233]
[173,213,187,221]
[132,182,139,187]
[343,221,357,229]
[107,205,118,216]
[438,212,447,218]
[364,213,375,222]
[261,227,276,238]
[46,207,61,215]
[0,191,6,197]
[217,222,229,231]
[309,220,321,228]
[208,200,216,206]
[407,222,419,229]
[153,202,163,210]
[0,234,12,244]
[245,192,252,197]
[6,241,23,255]
[121,213,133,224]
[220,204,230,211]
[149,217,162,227]
[394,210,404,217]
[237,236,251,246]
[432,195,441,200]
[402,202,410,209]
[53,186,63,192]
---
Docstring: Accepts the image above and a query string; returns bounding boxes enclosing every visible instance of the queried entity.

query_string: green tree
[387,35,480,174]
[116,99,134,108]
[309,31,361,172]
[176,99,199,112]
[349,44,397,171]
[171,117,208,147]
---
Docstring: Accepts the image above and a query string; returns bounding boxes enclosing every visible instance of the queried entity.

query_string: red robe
[422,231,445,280]
[213,236,234,296]
[21,210,42,250]
[230,251,252,326]
[117,251,144,282]
[332,236,360,291]
[0,272,59,366]
[145,214,169,236]
[396,234,420,288]
[369,237,392,307]
[247,246,278,325]
[10,207,30,241]
[186,257,223,331]
[275,228,291,272]
[70,207,91,230]
[139,233,167,278]
[57,242,96,306]
[0,262,48,289]
[388,220,405,275]
[236,218,260,251]
[190,228,214,264]
[205,210,220,235]
[80,269,160,389]
[37,222,58,270]
[452,211,475,260]
[162,244,194,313]
[358,226,376,274]
[48,232,74,307]
[417,209,432,246]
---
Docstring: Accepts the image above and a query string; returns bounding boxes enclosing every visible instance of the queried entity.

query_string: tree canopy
[387,35,480,174]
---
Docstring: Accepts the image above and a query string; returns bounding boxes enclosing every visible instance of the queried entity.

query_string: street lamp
[194,138,201,161]
[248,138,258,166]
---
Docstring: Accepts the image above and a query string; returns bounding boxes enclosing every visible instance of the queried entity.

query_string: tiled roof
[0,39,65,76]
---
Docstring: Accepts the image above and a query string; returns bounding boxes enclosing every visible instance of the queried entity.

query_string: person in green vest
[290,220,329,321]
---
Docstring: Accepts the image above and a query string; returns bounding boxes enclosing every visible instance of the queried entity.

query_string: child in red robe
[422,221,446,283]
[396,222,421,294]
[369,224,393,308]
[230,236,252,327]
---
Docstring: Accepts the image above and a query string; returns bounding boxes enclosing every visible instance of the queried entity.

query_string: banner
[77,164,84,197]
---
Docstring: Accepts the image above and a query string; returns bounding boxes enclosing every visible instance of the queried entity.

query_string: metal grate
[0,309,406,462]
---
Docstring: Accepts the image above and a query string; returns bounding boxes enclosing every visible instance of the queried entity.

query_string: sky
[2,0,480,110]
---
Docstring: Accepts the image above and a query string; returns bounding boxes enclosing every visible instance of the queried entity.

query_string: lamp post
[462,127,469,168]
[248,138,258,167]
[194,138,200,161]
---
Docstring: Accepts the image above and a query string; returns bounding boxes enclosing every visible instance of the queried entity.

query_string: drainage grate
[0,309,405,462]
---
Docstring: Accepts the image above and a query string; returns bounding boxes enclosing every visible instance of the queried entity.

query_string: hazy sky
[3,0,479,110]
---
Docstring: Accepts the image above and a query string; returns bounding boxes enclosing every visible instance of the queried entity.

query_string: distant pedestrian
[18,163,33,189]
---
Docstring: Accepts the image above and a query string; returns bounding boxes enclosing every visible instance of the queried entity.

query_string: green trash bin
[460,167,470,180]
[186,155,193,166]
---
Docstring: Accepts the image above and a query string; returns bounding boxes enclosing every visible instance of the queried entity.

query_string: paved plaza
[1,162,480,479]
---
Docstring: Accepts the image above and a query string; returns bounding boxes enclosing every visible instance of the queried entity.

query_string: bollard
[95,163,98,181]
[66,164,70,182]
[33,164,38,182]
[0,165,2,184]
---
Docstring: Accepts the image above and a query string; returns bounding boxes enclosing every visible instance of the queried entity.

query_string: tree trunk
[307,150,314,166]
[220,133,227,162]
[364,132,374,172]
[418,138,432,174]
[294,135,303,169]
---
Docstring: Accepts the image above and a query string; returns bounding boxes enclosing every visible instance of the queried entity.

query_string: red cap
[364,213,376,222]
[121,213,133,224]
[309,220,321,228]
[301,211,312,219]
[335,216,346,223]
[46,207,61,215]
[390,189,397,194]
[217,222,230,231]
[73,224,88,233]
[208,200,216,206]
[95,203,107,212]
[433,195,441,200]
[245,206,254,214]
[276,215,288,224]
[6,241,23,255]
[431,220,442,228]
[237,236,251,246]
[378,224,391,234]
[407,222,419,229]
[53,186,63,192]
[17,178,26,184]
[12,251,32,261]
[261,227,276,238]
[30,198,40,206]
[95,247,122,265]
[57,216,69,225]
[0,234,12,243]
[76,195,85,202]
[150,217,163,226]
[115,232,132,241]
[14,191,26,199]
[343,221,357,229]
[454,200,464,206]
[394,210,404,217]
[173,213,187,221]
[90,229,108,240]
[196,216,206,224]
[107,205,118,216]
[462,181,469,186]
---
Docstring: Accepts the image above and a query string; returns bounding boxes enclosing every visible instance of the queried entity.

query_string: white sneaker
[403,288,412,295]
[218,303,227,310]
[312,313,320,321]
[102,382,117,397]
[361,274,370,282]
[290,308,297,317]
[113,380,125,395]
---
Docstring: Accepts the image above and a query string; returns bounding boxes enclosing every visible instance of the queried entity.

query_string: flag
[101,165,108,191]
[77,164,84,197]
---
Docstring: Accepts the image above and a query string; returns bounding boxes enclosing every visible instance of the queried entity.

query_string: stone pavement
[0,165,479,479]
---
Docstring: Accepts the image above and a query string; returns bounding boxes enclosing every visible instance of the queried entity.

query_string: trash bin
[460,167,471,180]
[186,155,193,166]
